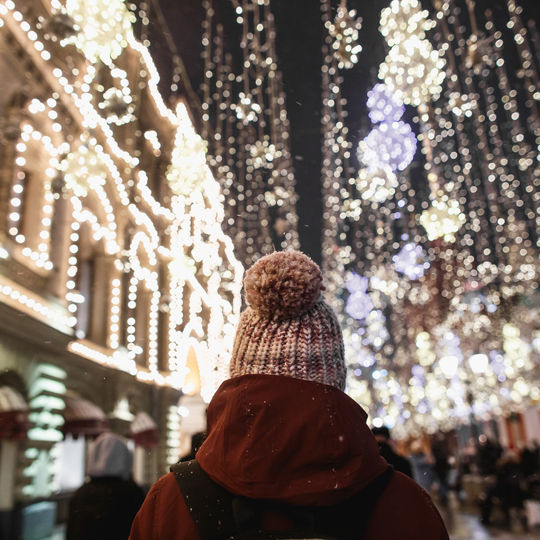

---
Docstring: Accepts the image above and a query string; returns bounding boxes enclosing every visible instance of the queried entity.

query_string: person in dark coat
[481,452,527,528]
[179,431,206,463]
[130,251,448,540]
[372,426,413,478]
[67,432,145,540]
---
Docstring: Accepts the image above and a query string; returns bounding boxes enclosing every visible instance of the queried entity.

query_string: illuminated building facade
[0,0,242,532]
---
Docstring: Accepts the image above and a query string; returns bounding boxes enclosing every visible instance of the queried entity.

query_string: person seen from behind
[371,425,413,478]
[67,432,145,540]
[130,250,448,540]
[410,439,437,493]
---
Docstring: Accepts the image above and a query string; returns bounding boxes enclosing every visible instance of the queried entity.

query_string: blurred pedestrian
[520,441,540,477]
[410,439,437,492]
[67,432,144,540]
[481,452,527,529]
[432,433,451,506]
[130,251,448,539]
[372,426,413,478]
[477,436,502,475]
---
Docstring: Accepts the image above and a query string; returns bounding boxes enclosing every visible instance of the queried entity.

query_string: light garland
[63,0,135,64]
[60,138,108,197]
[393,242,429,280]
[0,1,243,399]
[358,120,417,172]
[166,115,208,198]
[98,87,135,126]
[420,199,466,242]
[379,35,446,106]
[379,0,434,47]
[249,139,280,169]
[200,0,300,267]
[355,166,398,204]
[325,3,363,70]
[366,83,405,124]
[232,92,261,124]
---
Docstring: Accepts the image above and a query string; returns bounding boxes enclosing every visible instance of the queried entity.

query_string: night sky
[154,0,540,264]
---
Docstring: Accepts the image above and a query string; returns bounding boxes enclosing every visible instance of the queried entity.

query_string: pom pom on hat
[230,250,346,390]
[244,250,323,321]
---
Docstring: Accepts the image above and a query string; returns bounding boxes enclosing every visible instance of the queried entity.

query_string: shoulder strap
[172,460,393,540]
[171,460,236,539]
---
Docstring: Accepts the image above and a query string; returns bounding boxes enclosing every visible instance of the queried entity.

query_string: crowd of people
[62,251,538,539]
[372,427,540,531]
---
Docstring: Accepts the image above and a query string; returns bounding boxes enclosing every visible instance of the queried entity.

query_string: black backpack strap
[172,460,393,540]
[171,460,236,539]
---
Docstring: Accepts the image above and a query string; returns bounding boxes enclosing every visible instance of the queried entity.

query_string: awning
[0,386,29,440]
[62,396,109,438]
[130,412,158,448]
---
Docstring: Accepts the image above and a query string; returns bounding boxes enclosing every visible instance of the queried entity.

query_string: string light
[63,0,136,64]
[420,199,466,242]
[325,2,363,70]
[358,120,417,172]
[379,0,434,47]
[393,243,429,280]
[379,35,446,106]
[320,0,540,435]
[366,83,405,124]
[0,0,243,399]
[200,0,299,267]
[355,166,398,204]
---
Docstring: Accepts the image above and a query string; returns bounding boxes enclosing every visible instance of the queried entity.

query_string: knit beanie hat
[229,250,346,390]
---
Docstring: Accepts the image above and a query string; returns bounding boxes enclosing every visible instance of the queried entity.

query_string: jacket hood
[87,432,133,480]
[197,374,387,506]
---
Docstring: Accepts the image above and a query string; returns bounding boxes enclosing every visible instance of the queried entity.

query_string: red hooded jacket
[130,374,448,539]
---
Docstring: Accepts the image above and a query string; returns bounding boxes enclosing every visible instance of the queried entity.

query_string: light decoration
[355,83,414,203]
[379,35,446,106]
[345,274,373,321]
[358,121,417,172]
[420,199,466,242]
[393,242,428,280]
[0,274,74,333]
[143,131,161,155]
[0,1,243,398]
[318,0,540,434]
[232,92,261,124]
[98,87,135,125]
[448,91,477,119]
[435,329,462,378]
[8,119,64,271]
[63,0,135,64]
[468,353,489,375]
[166,116,208,198]
[324,2,363,70]
[366,83,405,124]
[250,139,279,170]
[264,186,290,208]
[341,197,362,220]
[200,0,299,267]
[364,310,389,349]
[379,0,434,47]
[60,138,108,198]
